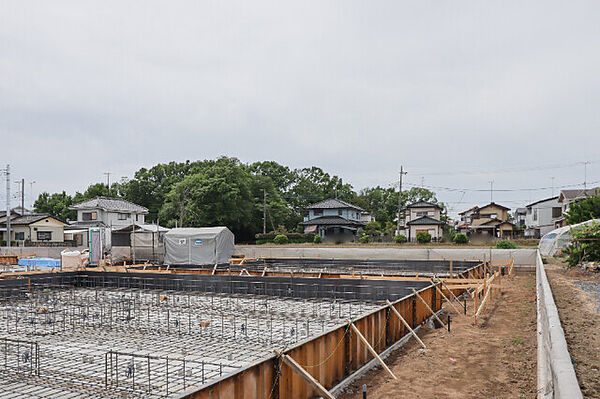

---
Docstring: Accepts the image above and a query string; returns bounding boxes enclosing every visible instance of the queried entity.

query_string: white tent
[539,219,600,257]
[164,227,234,265]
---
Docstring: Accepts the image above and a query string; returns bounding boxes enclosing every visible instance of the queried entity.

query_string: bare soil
[546,262,600,399]
[338,274,537,399]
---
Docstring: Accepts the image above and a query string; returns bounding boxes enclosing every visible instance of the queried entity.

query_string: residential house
[514,208,527,227]
[460,202,514,238]
[555,187,600,227]
[299,198,365,242]
[523,197,561,238]
[69,196,148,228]
[399,201,445,242]
[456,206,479,233]
[0,214,67,243]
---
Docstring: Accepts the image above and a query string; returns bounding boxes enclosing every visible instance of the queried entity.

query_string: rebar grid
[0,287,379,398]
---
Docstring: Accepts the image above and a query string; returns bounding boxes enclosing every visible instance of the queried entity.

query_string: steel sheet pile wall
[179,263,484,399]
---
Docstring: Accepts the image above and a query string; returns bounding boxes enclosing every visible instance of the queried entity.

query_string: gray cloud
[1,1,599,216]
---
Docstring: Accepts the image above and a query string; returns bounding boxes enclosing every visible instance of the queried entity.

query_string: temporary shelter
[111,223,169,263]
[164,227,234,265]
[539,219,600,256]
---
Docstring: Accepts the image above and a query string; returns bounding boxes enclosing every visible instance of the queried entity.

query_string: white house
[524,196,561,238]
[69,196,148,228]
[399,201,445,242]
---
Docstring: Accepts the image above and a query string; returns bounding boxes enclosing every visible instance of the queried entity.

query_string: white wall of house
[76,209,145,227]
[406,207,441,223]
[306,208,361,222]
[408,225,442,242]
[525,198,561,237]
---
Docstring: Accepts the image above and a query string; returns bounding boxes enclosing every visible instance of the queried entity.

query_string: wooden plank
[434,285,461,314]
[349,322,397,380]
[274,350,335,399]
[386,300,426,349]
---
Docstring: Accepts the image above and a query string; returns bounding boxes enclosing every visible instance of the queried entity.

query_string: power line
[402,180,600,193]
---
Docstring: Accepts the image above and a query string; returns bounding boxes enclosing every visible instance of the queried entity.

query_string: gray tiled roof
[559,188,600,202]
[406,216,445,226]
[3,214,64,226]
[70,196,148,213]
[300,216,365,226]
[405,201,442,209]
[305,198,364,211]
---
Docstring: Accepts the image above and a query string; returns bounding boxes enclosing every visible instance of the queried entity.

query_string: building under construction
[0,258,488,398]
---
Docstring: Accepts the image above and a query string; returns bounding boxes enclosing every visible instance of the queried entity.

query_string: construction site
[0,247,583,399]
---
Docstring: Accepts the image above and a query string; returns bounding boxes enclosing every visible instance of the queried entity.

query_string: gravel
[575,281,600,312]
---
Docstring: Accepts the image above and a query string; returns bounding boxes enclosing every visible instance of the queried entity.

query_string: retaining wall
[235,246,537,267]
[536,250,582,398]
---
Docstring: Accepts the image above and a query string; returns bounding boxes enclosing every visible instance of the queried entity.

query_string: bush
[394,234,407,244]
[495,239,518,249]
[453,233,468,244]
[359,234,370,244]
[313,234,322,244]
[565,221,600,267]
[254,232,314,244]
[273,234,289,244]
[416,232,431,243]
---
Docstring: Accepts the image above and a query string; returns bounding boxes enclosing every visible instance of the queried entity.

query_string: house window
[552,207,562,218]
[15,232,25,240]
[37,231,52,241]
[82,212,97,221]
[118,213,128,220]
[533,209,538,221]
[416,211,428,217]
[314,210,323,216]
[135,214,139,221]
[338,210,343,216]
[490,213,497,219]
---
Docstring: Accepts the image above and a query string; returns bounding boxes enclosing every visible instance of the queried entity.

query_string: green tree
[34,191,75,221]
[565,221,600,267]
[565,195,600,224]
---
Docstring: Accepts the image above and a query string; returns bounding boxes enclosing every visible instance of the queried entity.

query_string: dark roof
[406,216,445,226]
[305,198,363,211]
[479,218,515,227]
[458,206,479,215]
[3,214,65,226]
[299,216,365,226]
[70,196,148,213]
[558,188,600,202]
[68,220,108,228]
[525,196,559,208]
[478,202,511,211]
[405,201,442,209]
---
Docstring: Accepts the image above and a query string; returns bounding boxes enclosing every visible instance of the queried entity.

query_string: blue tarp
[17,258,61,268]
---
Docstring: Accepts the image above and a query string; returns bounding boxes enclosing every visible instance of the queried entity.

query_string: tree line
[34,157,443,241]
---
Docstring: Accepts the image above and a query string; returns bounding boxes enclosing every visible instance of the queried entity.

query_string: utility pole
[551,177,555,197]
[488,181,494,203]
[4,165,10,248]
[29,180,36,208]
[263,189,267,234]
[584,161,590,190]
[396,166,407,234]
[104,172,111,193]
[19,179,24,213]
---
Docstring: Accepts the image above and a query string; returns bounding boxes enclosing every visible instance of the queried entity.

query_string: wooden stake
[438,279,463,304]
[274,350,335,399]
[349,322,398,380]
[434,285,461,314]
[411,289,445,328]
[386,300,426,349]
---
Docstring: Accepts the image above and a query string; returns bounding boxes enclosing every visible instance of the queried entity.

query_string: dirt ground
[338,274,537,399]
[546,261,600,399]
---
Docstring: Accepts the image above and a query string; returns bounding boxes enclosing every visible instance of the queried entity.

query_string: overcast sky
[2,1,599,217]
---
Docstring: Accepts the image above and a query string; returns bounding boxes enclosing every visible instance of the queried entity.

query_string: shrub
[416,232,431,243]
[359,234,370,244]
[394,234,407,244]
[313,234,322,244]
[453,233,468,244]
[495,239,518,249]
[273,234,289,244]
[565,221,600,267]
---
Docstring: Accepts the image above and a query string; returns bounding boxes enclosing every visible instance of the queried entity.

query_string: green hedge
[453,233,468,244]
[416,232,432,243]
[254,232,315,244]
